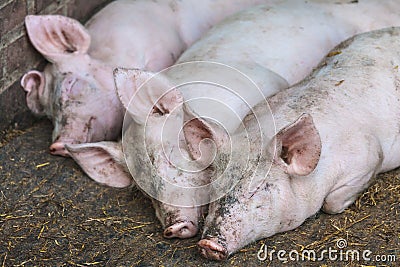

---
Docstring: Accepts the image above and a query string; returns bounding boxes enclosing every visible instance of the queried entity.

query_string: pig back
[269,27,400,171]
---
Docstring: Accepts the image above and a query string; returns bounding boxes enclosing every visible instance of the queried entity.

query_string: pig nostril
[163,221,197,239]
[49,142,69,157]
[164,230,172,237]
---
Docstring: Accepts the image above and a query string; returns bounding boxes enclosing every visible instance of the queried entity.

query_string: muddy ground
[0,119,399,267]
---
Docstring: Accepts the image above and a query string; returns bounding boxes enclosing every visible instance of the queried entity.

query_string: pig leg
[322,170,378,214]
[323,136,383,214]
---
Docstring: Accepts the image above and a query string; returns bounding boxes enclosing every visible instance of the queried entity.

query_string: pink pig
[20,0,268,156]
[198,26,400,260]
[66,0,400,240]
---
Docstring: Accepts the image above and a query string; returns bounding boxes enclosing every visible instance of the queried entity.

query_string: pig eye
[151,101,174,116]
[152,106,164,116]
[281,146,290,164]
[67,79,75,89]
[61,76,78,95]
[62,77,88,98]
[148,154,155,164]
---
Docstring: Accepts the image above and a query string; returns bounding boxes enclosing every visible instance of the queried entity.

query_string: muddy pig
[198,27,400,260]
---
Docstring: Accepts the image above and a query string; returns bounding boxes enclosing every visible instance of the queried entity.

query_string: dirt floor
[0,119,399,267]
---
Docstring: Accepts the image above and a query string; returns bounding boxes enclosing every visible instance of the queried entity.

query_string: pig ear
[65,142,133,188]
[21,70,46,115]
[274,113,321,176]
[25,15,91,62]
[183,112,228,161]
[114,68,183,124]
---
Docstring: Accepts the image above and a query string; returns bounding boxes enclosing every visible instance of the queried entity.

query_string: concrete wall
[0,0,113,132]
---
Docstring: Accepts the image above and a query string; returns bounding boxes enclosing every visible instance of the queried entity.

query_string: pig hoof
[163,221,197,239]
[49,142,70,157]
[198,239,228,261]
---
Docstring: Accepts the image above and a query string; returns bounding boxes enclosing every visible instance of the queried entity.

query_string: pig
[197,27,400,260]
[20,0,270,156]
[66,1,400,240]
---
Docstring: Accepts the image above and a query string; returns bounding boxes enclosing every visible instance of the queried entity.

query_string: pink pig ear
[65,141,133,188]
[25,15,91,62]
[183,111,229,162]
[274,113,321,176]
[113,68,183,124]
[21,70,46,115]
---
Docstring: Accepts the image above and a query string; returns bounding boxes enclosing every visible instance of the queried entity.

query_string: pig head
[21,15,123,156]
[114,68,232,239]
[198,112,323,260]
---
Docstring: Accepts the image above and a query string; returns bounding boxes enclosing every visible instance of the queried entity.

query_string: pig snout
[198,238,228,261]
[152,200,204,240]
[49,141,70,157]
[163,220,197,239]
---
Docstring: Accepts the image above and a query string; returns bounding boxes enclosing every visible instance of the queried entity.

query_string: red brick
[0,0,27,37]
[0,55,3,84]
[0,80,40,131]
[4,35,43,75]
[35,0,58,13]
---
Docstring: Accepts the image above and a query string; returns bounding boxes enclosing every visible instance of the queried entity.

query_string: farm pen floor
[0,119,399,267]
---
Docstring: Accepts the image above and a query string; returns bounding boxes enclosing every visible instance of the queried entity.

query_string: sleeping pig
[198,27,400,260]
[67,1,400,239]
[20,0,269,156]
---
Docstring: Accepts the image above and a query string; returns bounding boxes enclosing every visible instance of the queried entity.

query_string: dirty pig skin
[198,27,400,260]
[66,1,400,241]
[20,0,269,156]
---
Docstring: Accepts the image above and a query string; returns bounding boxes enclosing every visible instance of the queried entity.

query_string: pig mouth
[198,238,228,261]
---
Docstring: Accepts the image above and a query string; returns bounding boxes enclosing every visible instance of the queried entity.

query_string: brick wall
[0,0,113,132]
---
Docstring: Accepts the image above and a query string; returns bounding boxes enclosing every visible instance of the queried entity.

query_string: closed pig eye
[64,77,83,97]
